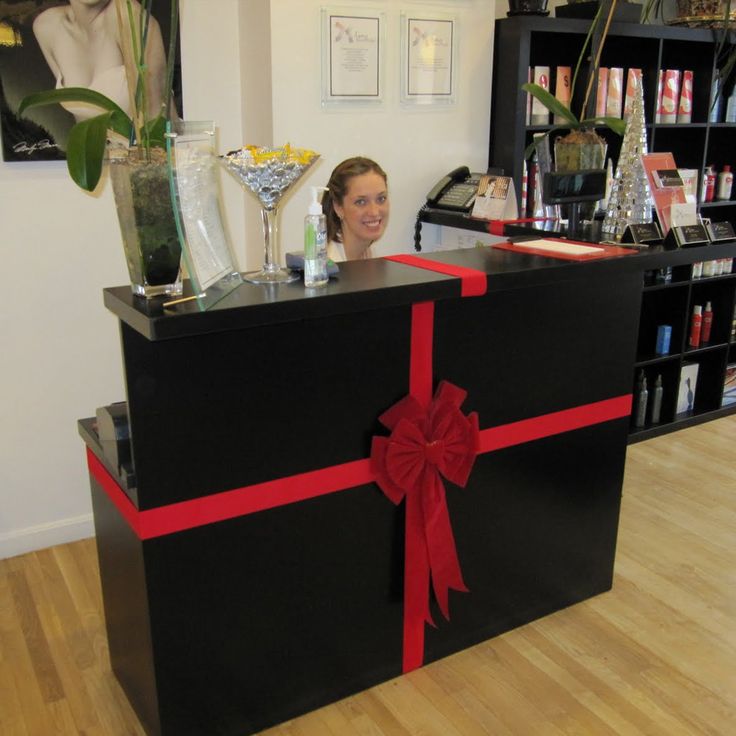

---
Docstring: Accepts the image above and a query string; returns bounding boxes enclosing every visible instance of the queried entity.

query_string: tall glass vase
[554,131,607,224]
[109,145,183,298]
[221,145,319,284]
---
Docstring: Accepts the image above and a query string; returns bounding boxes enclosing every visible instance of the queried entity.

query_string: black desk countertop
[104,239,736,341]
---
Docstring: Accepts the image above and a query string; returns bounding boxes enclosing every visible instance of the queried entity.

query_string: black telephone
[426,166,484,212]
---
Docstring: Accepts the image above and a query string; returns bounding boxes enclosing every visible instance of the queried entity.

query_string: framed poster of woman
[0,0,181,163]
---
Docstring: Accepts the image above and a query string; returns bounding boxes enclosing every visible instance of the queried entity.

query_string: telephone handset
[426,166,484,212]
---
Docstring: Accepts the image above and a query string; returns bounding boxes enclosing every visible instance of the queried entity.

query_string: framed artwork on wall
[0,0,182,163]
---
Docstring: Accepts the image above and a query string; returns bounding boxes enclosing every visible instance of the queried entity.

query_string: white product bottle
[726,86,736,122]
[304,186,328,288]
[716,165,733,201]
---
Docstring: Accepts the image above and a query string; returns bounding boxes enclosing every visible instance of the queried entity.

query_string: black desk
[80,244,693,735]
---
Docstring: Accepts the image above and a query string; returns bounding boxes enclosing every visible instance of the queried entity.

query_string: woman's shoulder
[33,6,65,37]
[326,240,346,262]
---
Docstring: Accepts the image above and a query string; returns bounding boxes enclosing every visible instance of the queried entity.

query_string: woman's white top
[327,240,374,262]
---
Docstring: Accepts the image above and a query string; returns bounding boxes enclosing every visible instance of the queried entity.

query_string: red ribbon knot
[371,381,479,627]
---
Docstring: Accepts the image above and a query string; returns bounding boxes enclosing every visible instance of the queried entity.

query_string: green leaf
[522,83,579,127]
[523,124,577,159]
[143,115,168,149]
[18,87,133,141]
[65,113,114,191]
[579,116,628,136]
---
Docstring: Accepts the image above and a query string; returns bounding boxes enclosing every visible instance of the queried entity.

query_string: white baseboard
[0,515,95,560]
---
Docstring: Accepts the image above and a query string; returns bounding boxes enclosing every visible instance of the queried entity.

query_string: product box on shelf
[677,362,699,414]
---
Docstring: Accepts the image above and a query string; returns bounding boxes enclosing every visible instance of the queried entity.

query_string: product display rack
[490,16,736,226]
[630,251,736,442]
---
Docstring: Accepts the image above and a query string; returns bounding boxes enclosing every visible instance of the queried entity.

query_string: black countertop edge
[103,243,736,341]
[77,417,135,490]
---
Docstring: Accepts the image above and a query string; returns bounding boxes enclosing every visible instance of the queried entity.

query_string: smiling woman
[322,156,390,261]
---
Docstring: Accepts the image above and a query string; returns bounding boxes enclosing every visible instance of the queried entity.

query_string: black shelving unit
[490,16,736,226]
[629,259,736,442]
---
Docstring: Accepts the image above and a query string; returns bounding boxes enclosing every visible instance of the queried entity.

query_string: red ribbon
[487,217,557,237]
[384,254,488,297]
[370,380,479,671]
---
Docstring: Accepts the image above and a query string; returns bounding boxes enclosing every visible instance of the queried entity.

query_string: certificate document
[406,18,454,97]
[328,14,380,98]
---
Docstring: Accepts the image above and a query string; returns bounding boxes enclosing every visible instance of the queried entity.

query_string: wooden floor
[1,415,735,735]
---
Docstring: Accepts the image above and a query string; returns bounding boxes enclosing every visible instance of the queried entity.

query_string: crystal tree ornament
[221,145,319,283]
[602,76,653,240]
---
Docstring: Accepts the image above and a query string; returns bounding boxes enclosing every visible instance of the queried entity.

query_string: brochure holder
[621,222,662,246]
[706,221,736,243]
[662,223,709,250]
[166,121,243,311]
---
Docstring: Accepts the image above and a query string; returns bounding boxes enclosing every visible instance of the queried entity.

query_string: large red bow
[371,381,479,631]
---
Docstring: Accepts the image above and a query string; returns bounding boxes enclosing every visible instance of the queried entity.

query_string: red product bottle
[705,166,716,202]
[702,301,713,343]
[689,305,703,348]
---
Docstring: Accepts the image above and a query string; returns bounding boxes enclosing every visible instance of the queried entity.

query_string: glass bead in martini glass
[221,145,319,284]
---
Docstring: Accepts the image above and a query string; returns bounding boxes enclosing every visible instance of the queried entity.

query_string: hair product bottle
[689,304,703,348]
[726,85,736,122]
[702,301,713,343]
[304,187,328,288]
[716,165,733,200]
[634,371,648,428]
[651,374,663,424]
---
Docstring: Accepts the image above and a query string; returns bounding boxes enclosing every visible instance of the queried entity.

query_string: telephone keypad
[436,182,478,210]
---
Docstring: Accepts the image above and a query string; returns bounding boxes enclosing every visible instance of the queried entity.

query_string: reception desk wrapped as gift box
[80,249,641,736]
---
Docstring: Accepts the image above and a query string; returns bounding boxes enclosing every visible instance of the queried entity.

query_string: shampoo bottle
[702,301,713,343]
[304,186,328,288]
[651,374,663,424]
[717,165,733,200]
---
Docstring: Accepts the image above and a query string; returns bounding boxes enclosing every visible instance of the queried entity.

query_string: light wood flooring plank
[1,414,734,735]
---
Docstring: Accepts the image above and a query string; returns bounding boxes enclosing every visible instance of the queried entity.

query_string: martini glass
[221,145,319,284]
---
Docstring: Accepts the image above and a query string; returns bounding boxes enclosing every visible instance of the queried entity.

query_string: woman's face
[333,171,389,248]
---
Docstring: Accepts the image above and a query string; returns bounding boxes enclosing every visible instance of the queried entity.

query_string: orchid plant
[18,0,179,192]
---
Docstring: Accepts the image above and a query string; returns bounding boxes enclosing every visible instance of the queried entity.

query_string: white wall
[264,0,495,258]
[0,0,495,558]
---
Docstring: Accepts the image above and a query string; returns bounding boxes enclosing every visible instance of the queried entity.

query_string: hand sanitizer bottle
[304,186,328,288]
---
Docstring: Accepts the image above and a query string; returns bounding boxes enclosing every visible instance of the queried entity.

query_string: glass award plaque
[166,121,242,310]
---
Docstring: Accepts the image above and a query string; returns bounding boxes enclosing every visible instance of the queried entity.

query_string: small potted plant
[19,0,182,298]
[522,0,626,170]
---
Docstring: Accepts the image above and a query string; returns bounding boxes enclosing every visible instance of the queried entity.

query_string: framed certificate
[401,13,457,106]
[321,8,384,106]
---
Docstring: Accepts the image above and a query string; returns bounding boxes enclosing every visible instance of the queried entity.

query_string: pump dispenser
[304,186,328,287]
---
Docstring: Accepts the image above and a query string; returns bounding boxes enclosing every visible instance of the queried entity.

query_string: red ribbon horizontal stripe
[478,395,632,453]
[487,217,558,236]
[88,448,373,541]
[384,254,487,297]
[87,394,631,542]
